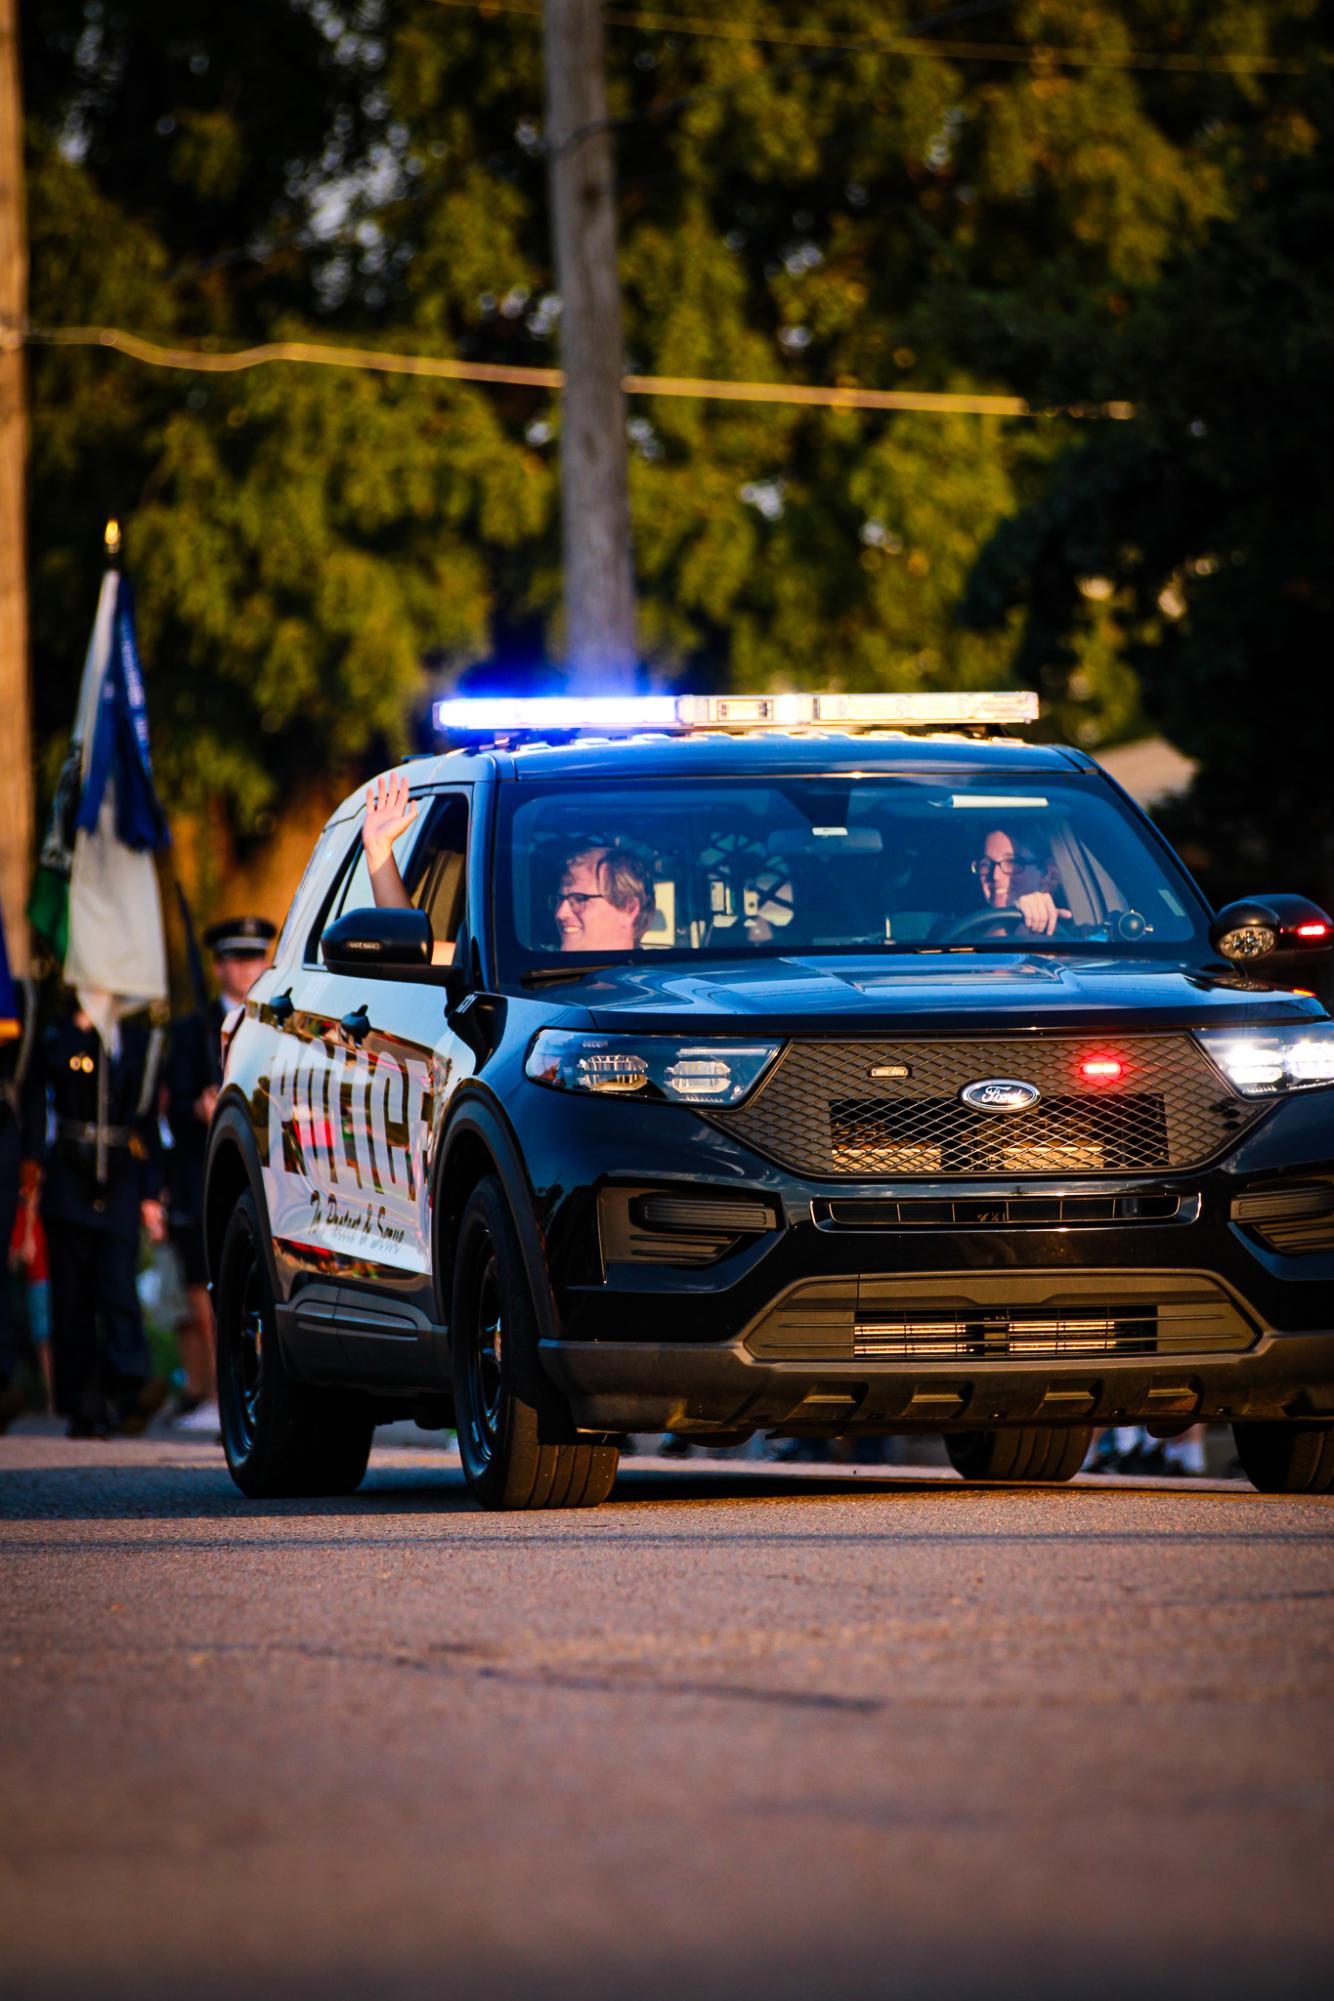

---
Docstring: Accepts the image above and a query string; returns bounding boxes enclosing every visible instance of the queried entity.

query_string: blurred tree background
[22,0,1333,908]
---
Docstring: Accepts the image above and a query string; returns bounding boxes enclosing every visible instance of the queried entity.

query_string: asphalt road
[3,1435,1332,2001]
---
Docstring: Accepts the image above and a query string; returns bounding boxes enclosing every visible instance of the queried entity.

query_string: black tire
[450,1176,619,1510]
[216,1191,374,1499]
[945,1426,1092,1484]
[1232,1422,1334,1494]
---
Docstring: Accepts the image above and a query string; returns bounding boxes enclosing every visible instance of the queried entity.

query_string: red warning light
[1295,923,1329,938]
[1080,1056,1124,1082]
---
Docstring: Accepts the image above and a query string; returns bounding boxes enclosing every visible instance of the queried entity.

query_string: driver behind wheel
[971,826,1072,937]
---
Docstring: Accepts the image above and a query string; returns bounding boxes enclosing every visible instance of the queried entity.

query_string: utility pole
[543,0,637,690]
[0,0,32,971]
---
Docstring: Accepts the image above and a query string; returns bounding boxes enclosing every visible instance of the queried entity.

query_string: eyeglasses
[549,890,608,914]
[971,853,1040,880]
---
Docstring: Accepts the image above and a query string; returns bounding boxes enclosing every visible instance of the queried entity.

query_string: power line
[18,320,1134,419]
[430,0,1308,76]
[22,323,561,390]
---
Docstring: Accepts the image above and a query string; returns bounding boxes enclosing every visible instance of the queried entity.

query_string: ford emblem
[960,1078,1042,1114]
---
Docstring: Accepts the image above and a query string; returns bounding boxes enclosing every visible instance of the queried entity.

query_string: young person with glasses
[548,845,654,952]
[971,826,1072,937]
[362,774,654,956]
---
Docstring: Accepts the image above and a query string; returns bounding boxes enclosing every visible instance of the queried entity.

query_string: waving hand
[363,771,419,872]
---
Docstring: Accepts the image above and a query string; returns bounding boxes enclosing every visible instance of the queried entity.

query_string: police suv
[205,693,1334,1506]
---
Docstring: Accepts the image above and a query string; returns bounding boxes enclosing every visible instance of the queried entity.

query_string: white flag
[63,572,168,1049]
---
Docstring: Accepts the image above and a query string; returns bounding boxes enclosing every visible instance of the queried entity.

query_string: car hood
[551,953,1329,1037]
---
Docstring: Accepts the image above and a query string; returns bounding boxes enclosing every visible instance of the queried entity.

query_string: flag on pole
[31,537,170,1049]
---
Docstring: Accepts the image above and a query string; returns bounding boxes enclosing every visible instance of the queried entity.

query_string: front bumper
[543,1328,1334,1436]
[528,1084,1334,1435]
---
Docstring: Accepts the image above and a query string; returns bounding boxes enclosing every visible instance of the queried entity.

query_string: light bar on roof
[432,690,1039,736]
[808,691,1039,726]
[672,692,1040,728]
[673,693,813,727]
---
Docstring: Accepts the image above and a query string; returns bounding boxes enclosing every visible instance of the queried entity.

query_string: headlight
[1195,1021,1334,1096]
[525,1031,781,1106]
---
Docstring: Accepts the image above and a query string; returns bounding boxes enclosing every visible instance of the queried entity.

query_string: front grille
[855,1310,1191,1359]
[745,1272,1255,1361]
[817,1191,1189,1228]
[710,1036,1259,1178]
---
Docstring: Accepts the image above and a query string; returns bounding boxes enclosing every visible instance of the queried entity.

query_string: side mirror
[321,906,433,975]
[1210,894,1334,965]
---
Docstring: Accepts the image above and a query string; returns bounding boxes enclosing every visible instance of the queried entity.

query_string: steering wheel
[931,907,1055,944]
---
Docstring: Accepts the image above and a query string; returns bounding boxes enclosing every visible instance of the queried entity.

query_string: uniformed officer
[24,999,168,1437]
[164,915,275,1431]
[0,970,38,1432]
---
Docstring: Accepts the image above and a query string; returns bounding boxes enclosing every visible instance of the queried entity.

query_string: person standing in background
[164,916,275,1435]
[24,996,168,1438]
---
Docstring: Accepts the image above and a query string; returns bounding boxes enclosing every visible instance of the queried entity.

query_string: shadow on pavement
[0,1439,1261,1530]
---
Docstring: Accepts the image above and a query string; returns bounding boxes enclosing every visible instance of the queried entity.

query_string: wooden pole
[543,0,637,690]
[0,0,32,972]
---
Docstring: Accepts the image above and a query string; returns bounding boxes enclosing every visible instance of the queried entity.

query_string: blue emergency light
[432,691,1039,737]
[432,695,680,734]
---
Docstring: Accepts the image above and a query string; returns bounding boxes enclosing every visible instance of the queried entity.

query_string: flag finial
[104,518,121,560]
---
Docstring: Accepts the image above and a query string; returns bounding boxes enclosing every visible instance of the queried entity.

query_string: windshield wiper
[520,962,620,988]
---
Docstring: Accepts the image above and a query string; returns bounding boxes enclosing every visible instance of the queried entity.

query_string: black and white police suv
[205,692,1334,1506]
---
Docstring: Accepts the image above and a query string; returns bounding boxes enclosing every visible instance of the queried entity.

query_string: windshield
[493,772,1211,976]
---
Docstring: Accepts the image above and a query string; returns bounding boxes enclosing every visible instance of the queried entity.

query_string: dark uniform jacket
[24,1016,165,1235]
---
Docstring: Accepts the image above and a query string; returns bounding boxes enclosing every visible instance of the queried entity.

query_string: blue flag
[60,567,170,1046]
[73,577,168,851]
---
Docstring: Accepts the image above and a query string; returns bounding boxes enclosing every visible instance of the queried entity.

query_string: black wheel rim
[461,1244,504,1470]
[226,1258,266,1456]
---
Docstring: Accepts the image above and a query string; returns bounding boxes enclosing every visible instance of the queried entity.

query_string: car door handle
[340,1005,371,1045]
[270,989,295,1024]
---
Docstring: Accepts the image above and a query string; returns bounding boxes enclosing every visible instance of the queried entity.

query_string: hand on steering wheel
[933,905,1072,944]
[1012,890,1072,936]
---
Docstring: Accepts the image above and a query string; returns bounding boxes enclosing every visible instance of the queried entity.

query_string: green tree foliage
[24,0,1327,855]
[961,59,1334,901]
[26,0,549,838]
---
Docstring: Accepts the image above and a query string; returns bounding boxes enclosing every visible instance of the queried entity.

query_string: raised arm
[363,771,419,910]
[361,771,454,965]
